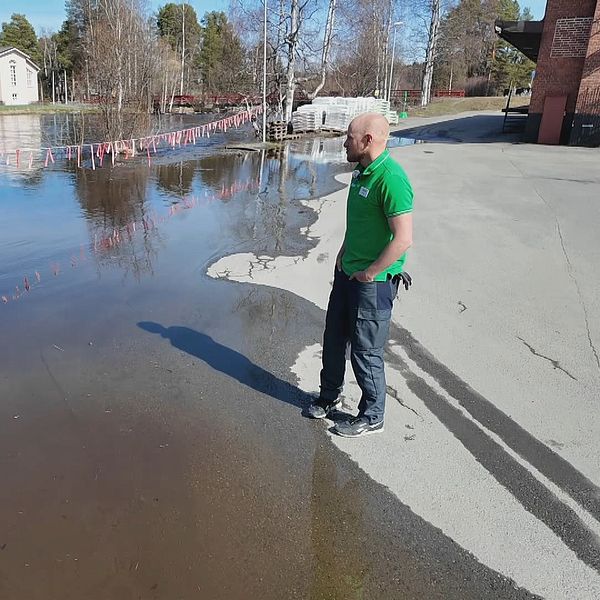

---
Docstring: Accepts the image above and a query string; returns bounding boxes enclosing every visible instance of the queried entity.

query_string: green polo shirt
[342,149,413,282]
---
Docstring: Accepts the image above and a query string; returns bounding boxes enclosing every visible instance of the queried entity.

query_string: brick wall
[551,18,593,57]
[571,0,600,143]
[529,0,597,116]
[577,2,600,97]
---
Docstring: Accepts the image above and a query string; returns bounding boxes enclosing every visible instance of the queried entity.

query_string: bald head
[344,112,390,166]
[349,112,390,142]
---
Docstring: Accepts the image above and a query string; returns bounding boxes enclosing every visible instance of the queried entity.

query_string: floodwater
[0,114,531,600]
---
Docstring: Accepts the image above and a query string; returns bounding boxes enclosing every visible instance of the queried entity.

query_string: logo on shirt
[358,186,370,198]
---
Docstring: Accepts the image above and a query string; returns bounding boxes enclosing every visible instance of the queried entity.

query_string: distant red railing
[433,89,466,97]
[390,89,466,100]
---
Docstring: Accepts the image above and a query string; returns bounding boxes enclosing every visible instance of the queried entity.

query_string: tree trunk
[421,0,441,108]
[284,0,299,123]
[307,0,336,101]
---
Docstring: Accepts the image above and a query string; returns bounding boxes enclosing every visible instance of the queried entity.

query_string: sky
[1,0,548,35]
[0,0,227,34]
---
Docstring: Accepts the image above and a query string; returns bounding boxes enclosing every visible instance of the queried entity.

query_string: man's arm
[350,213,412,282]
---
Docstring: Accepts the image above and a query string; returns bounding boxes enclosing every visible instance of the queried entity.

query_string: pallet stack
[267,121,287,141]
[292,106,322,133]
[291,97,398,133]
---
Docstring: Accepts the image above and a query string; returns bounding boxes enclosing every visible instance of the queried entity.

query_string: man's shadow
[138,322,313,410]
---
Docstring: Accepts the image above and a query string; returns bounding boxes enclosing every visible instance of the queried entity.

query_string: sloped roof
[0,46,40,71]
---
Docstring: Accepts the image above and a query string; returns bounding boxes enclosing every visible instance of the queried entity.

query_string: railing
[433,89,466,97]
[389,89,466,103]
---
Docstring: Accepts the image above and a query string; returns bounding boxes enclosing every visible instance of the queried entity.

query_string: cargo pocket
[353,307,392,351]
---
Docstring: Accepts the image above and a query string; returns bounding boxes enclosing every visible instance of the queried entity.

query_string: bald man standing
[306,112,414,437]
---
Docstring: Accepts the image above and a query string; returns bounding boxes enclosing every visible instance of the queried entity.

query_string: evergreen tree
[157,3,201,54]
[199,12,248,93]
[52,20,80,71]
[492,0,536,90]
[521,6,534,21]
[0,13,42,66]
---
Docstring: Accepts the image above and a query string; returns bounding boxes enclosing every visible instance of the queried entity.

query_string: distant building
[0,47,40,106]
[497,0,600,146]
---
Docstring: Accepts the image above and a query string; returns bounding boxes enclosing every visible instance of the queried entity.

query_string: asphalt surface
[2,111,599,598]
[209,112,600,599]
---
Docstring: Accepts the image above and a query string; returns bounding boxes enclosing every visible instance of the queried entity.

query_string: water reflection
[0,114,45,185]
[286,135,417,164]
[72,164,160,280]
[197,152,256,194]
[0,114,42,155]
[0,126,350,309]
[156,161,195,198]
[287,136,348,164]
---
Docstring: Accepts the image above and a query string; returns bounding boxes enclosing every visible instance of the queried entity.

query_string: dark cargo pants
[319,269,399,424]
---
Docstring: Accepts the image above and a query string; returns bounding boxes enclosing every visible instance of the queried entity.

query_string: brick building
[497,0,600,146]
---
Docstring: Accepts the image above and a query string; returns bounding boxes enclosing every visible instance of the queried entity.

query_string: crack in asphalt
[516,336,578,381]
[531,186,600,375]
[386,384,423,419]
[554,218,600,374]
[387,324,600,573]
[389,322,600,524]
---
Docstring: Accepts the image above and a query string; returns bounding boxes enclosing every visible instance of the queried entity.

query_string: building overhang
[494,20,544,62]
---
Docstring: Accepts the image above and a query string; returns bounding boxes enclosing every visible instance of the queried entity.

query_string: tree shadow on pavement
[393,114,526,144]
[138,321,312,410]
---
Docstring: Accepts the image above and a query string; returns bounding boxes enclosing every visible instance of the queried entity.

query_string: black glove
[398,272,412,291]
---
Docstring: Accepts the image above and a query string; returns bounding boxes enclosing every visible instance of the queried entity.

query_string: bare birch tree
[421,0,441,106]
[67,0,158,140]
[333,0,398,97]
[231,0,337,122]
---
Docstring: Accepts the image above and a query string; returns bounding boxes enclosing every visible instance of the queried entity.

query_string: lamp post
[387,21,403,104]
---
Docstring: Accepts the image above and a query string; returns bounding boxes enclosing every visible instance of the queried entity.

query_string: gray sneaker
[306,397,341,419]
[333,416,384,437]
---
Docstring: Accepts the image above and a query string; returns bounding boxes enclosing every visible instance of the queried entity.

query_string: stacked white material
[324,107,356,131]
[292,106,321,132]
[386,110,399,125]
[291,97,398,133]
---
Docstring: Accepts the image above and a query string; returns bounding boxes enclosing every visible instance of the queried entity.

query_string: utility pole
[387,21,403,102]
[262,0,267,143]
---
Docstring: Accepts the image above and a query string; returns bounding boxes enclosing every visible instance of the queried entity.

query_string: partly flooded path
[1,113,540,599]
